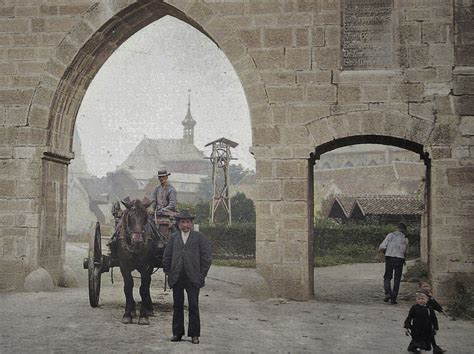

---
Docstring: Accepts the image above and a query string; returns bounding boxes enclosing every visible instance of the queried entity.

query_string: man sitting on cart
[150,169,177,216]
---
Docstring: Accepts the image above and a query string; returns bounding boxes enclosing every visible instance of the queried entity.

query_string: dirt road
[0,243,472,353]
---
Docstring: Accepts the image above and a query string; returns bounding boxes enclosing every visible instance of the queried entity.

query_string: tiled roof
[324,194,424,218]
[353,195,424,216]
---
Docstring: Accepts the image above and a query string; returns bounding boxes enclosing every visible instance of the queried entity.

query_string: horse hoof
[121,316,133,324]
[138,317,150,325]
[143,309,154,317]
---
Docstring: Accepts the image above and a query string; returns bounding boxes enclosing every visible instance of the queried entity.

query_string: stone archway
[27,0,265,289]
[2,0,470,301]
[310,134,432,274]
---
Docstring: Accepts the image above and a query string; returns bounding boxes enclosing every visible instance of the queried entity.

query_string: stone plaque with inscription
[342,0,394,70]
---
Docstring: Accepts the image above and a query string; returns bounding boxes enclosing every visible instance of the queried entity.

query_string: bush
[403,259,428,283]
[314,218,420,260]
[200,222,255,259]
[447,282,474,320]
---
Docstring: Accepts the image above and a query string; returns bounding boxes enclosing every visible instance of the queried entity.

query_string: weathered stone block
[7,48,36,61]
[331,104,368,115]
[453,74,474,95]
[238,29,262,48]
[275,160,306,178]
[430,44,455,65]
[409,45,429,67]
[282,180,307,200]
[253,126,281,145]
[296,70,331,84]
[296,28,309,46]
[271,146,292,158]
[277,13,313,26]
[324,25,340,48]
[249,1,283,14]
[312,47,339,69]
[400,22,422,44]
[409,101,434,121]
[263,28,293,47]
[447,166,474,186]
[316,10,339,25]
[288,104,330,125]
[59,4,91,15]
[261,71,296,85]
[270,104,287,124]
[266,85,304,103]
[285,47,311,70]
[390,83,424,101]
[244,83,267,106]
[423,22,448,43]
[306,84,336,102]
[281,125,311,145]
[361,85,389,102]
[256,160,273,178]
[296,0,320,12]
[45,17,78,33]
[404,68,437,82]
[249,48,284,69]
[454,95,474,115]
[0,18,29,33]
[307,117,333,145]
[338,85,361,102]
[221,37,248,63]
[431,146,452,159]
[283,242,304,262]
[460,116,474,136]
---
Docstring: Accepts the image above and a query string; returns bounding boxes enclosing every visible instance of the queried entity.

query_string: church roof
[119,137,205,174]
[315,162,424,196]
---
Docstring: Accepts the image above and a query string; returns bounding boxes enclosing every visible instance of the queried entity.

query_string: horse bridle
[124,205,148,244]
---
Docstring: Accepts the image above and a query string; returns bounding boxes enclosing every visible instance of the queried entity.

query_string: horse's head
[121,197,152,248]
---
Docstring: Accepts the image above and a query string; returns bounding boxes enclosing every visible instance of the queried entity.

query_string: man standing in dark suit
[163,209,212,344]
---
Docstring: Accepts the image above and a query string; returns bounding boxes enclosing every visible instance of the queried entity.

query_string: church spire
[182,89,196,145]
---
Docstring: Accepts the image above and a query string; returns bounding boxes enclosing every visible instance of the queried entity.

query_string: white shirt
[379,231,408,259]
[181,231,190,245]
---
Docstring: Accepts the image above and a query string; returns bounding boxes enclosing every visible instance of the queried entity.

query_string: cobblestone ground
[0,243,473,353]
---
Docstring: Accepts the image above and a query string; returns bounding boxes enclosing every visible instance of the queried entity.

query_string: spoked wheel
[88,222,102,308]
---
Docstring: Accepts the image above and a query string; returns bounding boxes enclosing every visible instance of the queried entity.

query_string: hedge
[314,219,420,258]
[200,219,420,260]
[200,223,256,259]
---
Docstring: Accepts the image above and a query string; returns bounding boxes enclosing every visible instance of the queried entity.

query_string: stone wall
[0,0,472,300]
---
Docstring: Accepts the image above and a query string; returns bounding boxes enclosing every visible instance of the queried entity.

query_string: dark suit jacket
[163,230,212,288]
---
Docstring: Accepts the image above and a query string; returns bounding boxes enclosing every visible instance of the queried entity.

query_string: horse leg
[138,269,153,325]
[120,268,136,324]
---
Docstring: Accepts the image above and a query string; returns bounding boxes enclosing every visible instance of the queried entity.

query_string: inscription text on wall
[342,0,394,70]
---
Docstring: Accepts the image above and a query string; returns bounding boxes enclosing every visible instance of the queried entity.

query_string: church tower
[182,90,196,145]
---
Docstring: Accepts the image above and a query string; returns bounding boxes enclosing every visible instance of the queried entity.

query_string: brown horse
[117,197,160,325]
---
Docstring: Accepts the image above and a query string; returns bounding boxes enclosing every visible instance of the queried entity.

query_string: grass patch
[213,258,256,268]
[403,259,428,283]
[315,244,378,267]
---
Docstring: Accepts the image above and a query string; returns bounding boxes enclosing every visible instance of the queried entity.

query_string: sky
[76,16,253,177]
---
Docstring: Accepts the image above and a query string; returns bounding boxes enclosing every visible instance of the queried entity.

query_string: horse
[116,197,161,325]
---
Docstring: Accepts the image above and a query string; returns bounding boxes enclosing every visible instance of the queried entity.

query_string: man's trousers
[383,256,404,301]
[172,271,201,337]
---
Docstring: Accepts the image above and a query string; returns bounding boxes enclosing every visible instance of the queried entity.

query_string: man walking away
[379,222,409,305]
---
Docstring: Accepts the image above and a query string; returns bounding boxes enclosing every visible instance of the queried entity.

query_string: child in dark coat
[419,282,446,353]
[404,291,439,353]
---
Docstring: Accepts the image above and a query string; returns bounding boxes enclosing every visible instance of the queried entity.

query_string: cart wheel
[88,222,102,307]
